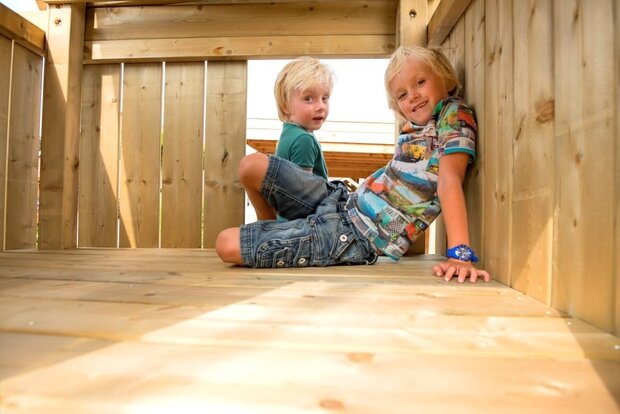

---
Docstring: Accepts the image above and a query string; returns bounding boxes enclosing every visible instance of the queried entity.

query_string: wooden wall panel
[482,0,512,286]
[118,64,162,248]
[84,1,397,62]
[5,44,42,250]
[203,61,246,248]
[462,0,485,265]
[86,2,395,40]
[511,0,553,303]
[0,35,11,251]
[78,64,121,247]
[552,0,616,333]
[161,62,204,248]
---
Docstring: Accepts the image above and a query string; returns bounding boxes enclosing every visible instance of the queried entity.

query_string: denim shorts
[240,156,377,268]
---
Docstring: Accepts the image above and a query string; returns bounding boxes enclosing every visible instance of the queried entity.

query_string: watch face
[456,246,472,260]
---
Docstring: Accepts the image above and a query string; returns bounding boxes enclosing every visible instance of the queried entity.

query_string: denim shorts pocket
[256,236,311,268]
[329,230,363,263]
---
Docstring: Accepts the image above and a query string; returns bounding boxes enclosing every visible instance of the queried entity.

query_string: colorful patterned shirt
[347,97,477,260]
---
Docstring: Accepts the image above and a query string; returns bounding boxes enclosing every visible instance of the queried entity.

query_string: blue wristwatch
[446,244,478,262]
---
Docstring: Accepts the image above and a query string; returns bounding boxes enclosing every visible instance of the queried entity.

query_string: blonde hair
[274,57,334,122]
[384,46,461,121]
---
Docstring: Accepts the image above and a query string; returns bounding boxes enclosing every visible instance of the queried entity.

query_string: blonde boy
[274,57,333,179]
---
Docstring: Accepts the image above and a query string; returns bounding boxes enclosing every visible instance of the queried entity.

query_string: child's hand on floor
[433,259,491,283]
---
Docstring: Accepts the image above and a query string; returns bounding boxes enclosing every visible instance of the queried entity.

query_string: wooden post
[396,0,427,47]
[39,4,85,249]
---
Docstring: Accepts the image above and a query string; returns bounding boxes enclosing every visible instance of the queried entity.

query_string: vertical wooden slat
[396,0,427,46]
[614,0,620,336]
[483,0,512,285]
[0,35,11,251]
[449,17,465,88]
[553,0,616,333]
[463,0,485,265]
[39,4,85,249]
[510,0,553,303]
[5,44,42,250]
[118,63,162,248]
[203,61,246,248]
[78,64,121,247]
[161,62,204,248]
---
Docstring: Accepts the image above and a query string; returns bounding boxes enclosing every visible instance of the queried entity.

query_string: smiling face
[286,84,330,132]
[389,57,449,125]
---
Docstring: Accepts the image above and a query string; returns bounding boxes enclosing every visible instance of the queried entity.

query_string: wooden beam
[0,3,45,56]
[45,0,361,5]
[427,0,472,47]
[39,4,86,249]
[85,35,396,62]
[85,2,395,41]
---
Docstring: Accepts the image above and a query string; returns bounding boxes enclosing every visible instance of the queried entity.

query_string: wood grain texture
[483,0,513,285]
[203,61,246,247]
[85,34,397,62]
[39,4,85,249]
[511,0,553,303]
[0,3,45,56]
[85,2,395,40]
[78,64,121,247]
[5,44,42,250]
[462,0,485,264]
[552,0,616,333]
[0,35,11,251]
[161,62,204,248]
[0,249,618,413]
[396,0,427,47]
[118,63,162,248]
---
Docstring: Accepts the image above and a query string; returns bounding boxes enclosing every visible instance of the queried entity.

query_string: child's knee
[239,153,268,188]
[215,228,243,264]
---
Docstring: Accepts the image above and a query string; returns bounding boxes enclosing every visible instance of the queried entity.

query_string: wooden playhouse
[0,0,619,412]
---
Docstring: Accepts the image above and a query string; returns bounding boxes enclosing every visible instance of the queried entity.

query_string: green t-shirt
[275,122,329,179]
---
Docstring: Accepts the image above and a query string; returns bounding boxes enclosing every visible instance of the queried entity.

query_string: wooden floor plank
[0,249,619,413]
[2,342,619,414]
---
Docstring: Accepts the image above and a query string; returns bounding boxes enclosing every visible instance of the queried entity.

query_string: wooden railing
[0,4,45,251]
